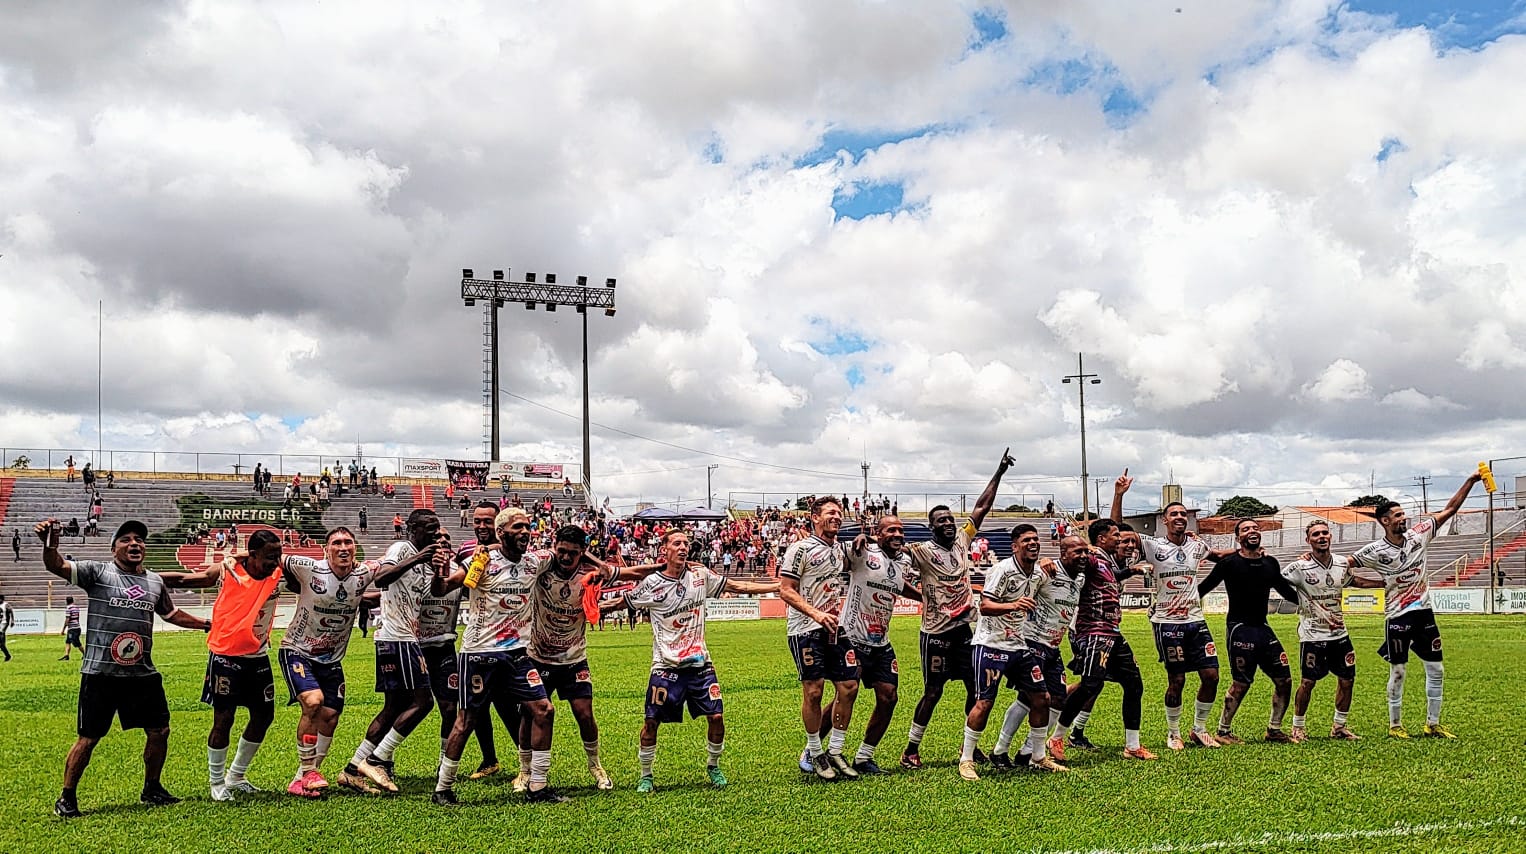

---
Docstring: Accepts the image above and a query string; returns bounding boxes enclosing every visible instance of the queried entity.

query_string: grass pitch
[0,614,1522,853]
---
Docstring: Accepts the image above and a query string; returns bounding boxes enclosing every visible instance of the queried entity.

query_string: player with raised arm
[454,501,523,782]
[160,530,285,801]
[778,496,859,781]
[627,529,779,793]
[1197,519,1301,744]
[842,515,921,774]
[1048,523,1155,762]
[992,523,1085,769]
[900,450,1014,770]
[35,518,211,818]
[1111,471,1221,750]
[1342,473,1482,739]
[1281,521,1377,742]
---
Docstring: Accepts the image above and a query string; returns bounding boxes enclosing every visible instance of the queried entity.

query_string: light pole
[461,268,617,496]
[707,464,718,509]
[861,459,870,504]
[1062,353,1102,520]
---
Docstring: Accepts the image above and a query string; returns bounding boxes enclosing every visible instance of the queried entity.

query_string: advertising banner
[705,599,762,621]
[445,460,489,489]
[1431,588,1487,614]
[401,458,446,478]
[1495,588,1526,614]
[893,597,923,616]
[1121,592,1152,610]
[1341,588,1385,614]
[9,609,46,634]
[1203,592,1229,615]
[487,461,566,481]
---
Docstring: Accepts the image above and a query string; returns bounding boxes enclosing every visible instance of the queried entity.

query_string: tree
[1004,504,1035,513]
[1347,494,1389,508]
[1216,495,1277,518]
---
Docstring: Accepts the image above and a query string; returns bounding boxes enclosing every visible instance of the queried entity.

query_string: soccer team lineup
[20,450,1495,830]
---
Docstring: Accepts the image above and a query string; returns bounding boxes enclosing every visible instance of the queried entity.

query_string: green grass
[1,614,1523,853]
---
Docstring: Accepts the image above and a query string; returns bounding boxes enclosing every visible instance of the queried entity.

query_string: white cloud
[1301,359,1373,402]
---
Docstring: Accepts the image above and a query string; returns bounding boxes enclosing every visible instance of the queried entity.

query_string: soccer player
[1197,519,1301,744]
[454,501,523,782]
[35,518,212,818]
[992,523,1085,769]
[0,594,12,661]
[1048,523,1155,762]
[1341,473,1481,738]
[419,529,466,768]
[901,450,1014,770]
[842,515,921,774]
[1111,471,1221,749]
[627,529,779,793]
[1281,521,1374,742]
[347,509,454,793]
[778,496,860,780]
[160,530,285,801]
[60,596,85,660]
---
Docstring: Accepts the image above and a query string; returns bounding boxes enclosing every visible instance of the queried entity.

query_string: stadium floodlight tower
[1061,352,1102,522]
[461,268,617,497]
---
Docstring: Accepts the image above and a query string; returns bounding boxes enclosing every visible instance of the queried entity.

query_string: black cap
[112,520,148,543]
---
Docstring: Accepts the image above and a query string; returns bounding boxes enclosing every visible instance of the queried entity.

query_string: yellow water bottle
[464,547,490,589]
[1478,461,1497,494]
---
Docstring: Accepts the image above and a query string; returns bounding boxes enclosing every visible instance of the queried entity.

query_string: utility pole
[861,459,870,503]
[707,464,718,509]
[1062,353,1102,520]
[1413,475,1431,512]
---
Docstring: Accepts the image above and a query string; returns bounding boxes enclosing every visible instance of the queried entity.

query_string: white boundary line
[1037,816,1525,854]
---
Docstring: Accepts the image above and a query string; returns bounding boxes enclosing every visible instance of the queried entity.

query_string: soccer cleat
[337,771,379,795]
[1388,725,1411,739]
[430,789,459,806]
[358,758,399,793]
[1330,725,1361,741]
[973,747,990,766]
[286,778,322,799]
[1166,734,1186,751]
[1029,756,1070,773]
[591,764,614,790]
[1122,746,1158,761]
[468,762,500,780]
[1214,729,1245,746]
[140,785,182,806]
[210,783,233,803]
[54,794,82,819]
[1289,727,1308,744]
[852,759,886,776]
[1422,724,1456,739]
[1045,737,1066,763]
[825,751,859,780]
[988,751,1014,771]
[525,786,569,804]
[957,759,980,781]
[1068,732,1097,750]
[899,750,923,770]
[810,751,838,781]
[299,770,328,791]
[511,773,529,794]
[225,778,261,795]
[636,776,654,794]
[798,750,814,773]
[706,766,728,788]
[1189,729,1221,749]
[1264,728,1294,744]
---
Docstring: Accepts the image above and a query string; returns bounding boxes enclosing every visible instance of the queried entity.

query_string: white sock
[315,734,333,770]
[828,727,847,754]
[370,729,407,763]
[907,722,926,746]
[1125,729,1141,750]
[1292,714,1306,729]
[208,746,228,787]
[960,726,982,763]
[804,732,822,755]
[1025,726,1048,762]
[1194,700,1213,732]
[1072,710,1091,731]
[1387,664,1407,727]
[1423,661,1444,725]
[1333,708,1349,726]
[529,750,551,788]
[228,737,261,782]
[349,739,376,769]
[1046,708,1061,737]
[995,701,1027,753]
[519,749,532,777]
[1165,704,1182,737]
[1052,721,1071,740]
[853,742,877,764]
[435,755,459,792]
[706,740,724,768]
[584,739,601,768]
[297,735,318,773]
[638,744,656,777]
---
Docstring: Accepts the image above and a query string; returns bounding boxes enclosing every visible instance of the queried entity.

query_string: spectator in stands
[349,460,359,487]
[1045,500,1055,516]
[252,463,262,493]
[84,517,99,537]
[392,514,403,538]
[82,463,95,490]
[562,477,574,498]
[229,524,239,549]
[369,466,379,493]
[65,455,76,482]
[359,507,369,533]
[105,471,115,489]
[381,482,395,498]
[64,518,81,538]
[11,529,20,562]
[458,494,471,528]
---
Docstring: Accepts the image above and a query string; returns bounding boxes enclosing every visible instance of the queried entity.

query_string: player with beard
[900,451,1014,770]
[843,516,922,775]
[418,531,466,774]
[1281,521,1378,742]
[455,501,523,782]
[160,531,285,801]
[1197,519,1301,744]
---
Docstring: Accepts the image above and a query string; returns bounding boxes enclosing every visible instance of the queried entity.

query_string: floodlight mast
[460,268,617,497]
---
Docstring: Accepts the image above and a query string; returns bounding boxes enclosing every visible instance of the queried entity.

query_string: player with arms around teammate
[1281,521,1376,742]
[901,450,1014,770]
[35,518,211,818]
[626,529,779,792]
[1341,473,1481,739]
[1111,471,1221,750]
[842,515,922,774]
[454,501,523,782]
[417,530,466,778]
[160,530,285,801]
[778,496,860,780]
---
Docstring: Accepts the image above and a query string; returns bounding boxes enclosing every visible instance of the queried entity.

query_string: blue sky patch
[845,366,866,389]
[1376,136,1407,162]
[831,181,906,221]
[970,8,1008,51]
[1346,1,1526,49]
[797,125,943,168]
[281,415,305,430]
[810,328,873,356]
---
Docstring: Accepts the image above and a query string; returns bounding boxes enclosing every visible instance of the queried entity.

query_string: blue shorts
[788,629,860,683]
[1014,641,1066,700]
[201,653,275,711]
[854,642,899,688]
[375,640,428,693]
[422,642,460,707]
[1151,620,1219,675]
[974,645,1045,701]
[646,665,723,722]
[458,650,547,710]
[532,658,594,701]
[278,649,346,711]
[920,624,975,688]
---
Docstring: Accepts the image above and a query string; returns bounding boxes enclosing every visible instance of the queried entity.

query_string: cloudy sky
[4,0,1526,515]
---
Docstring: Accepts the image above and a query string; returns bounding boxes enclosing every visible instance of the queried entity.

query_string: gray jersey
[1022,560,1085,650]
[530,562,600,665]
[280,556,377,663]
[373,540,431,643]
[971,557,1035,652]
[418,586,464,646]
[780,535,846,637]
[842,545,911,648]
[70,560,175,676]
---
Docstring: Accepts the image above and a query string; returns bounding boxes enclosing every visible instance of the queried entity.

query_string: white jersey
[842,545,912,648]
[1350,516,1436,617]
[628,567,728,669]
[373,540,432,643]
[418,586,464,646]
[530,563,600,665]
[1137,534,1212,624]
[780,535,846,637]
[908,522,977,634]
[460,550,544,655]
[971,557,1034,651]
[1023,560,1085,650]
[280,556,378,663]
[1281,556,1353,642]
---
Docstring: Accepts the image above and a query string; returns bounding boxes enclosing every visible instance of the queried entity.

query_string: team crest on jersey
[1204,642,1217,656]
[708,683,722,700]
[310,578,327,595]
[110,632,145,665]
[844,648,858,667]
[334,584,347,602]
[526,668,543,687]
